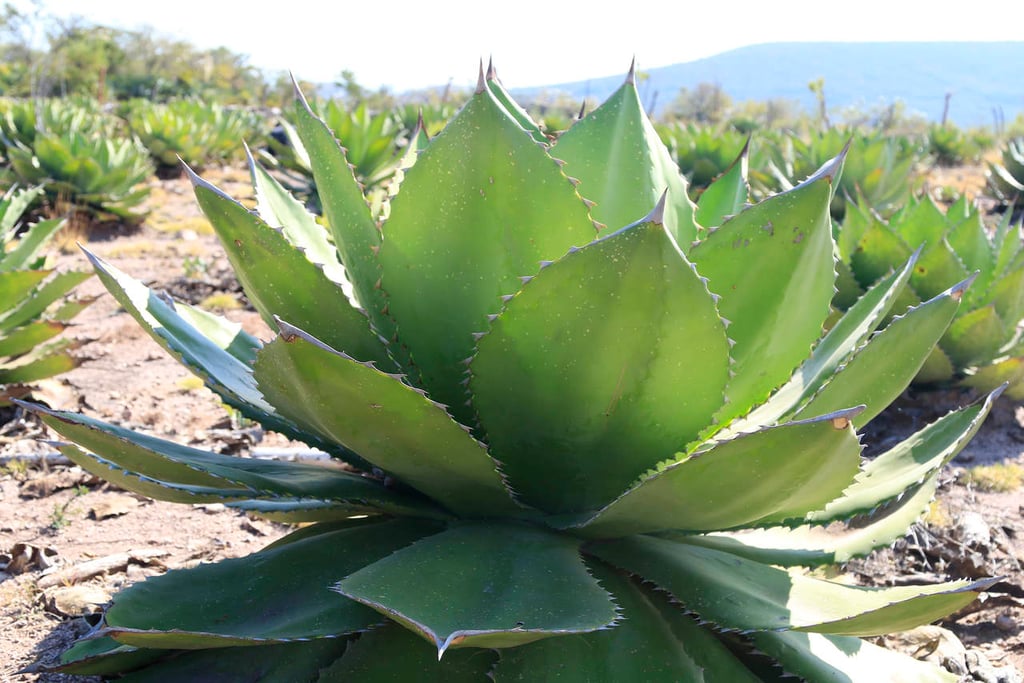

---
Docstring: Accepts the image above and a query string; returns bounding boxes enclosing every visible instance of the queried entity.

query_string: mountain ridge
[514,42,1024,127]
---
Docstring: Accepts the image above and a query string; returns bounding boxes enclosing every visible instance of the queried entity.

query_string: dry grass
[198,292,241,311]
[961,462,1024,492]
[922,499,953,528]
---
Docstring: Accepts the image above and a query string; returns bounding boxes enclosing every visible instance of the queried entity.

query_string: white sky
[11,0,1024,91]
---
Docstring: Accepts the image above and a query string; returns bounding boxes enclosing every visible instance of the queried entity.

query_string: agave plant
[987,137,1024,206]
[777,128,925,220]
[1,185,92,404]
[0,98,153,225]
[836,194,1024,397]
[26,66,995,681]
[126,99,263,176]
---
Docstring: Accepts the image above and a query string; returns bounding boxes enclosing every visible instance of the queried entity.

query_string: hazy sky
[12,0,1024,91]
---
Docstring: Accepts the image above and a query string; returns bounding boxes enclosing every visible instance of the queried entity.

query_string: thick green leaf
[0,270,90,334]
[291,87,386,335]
[189,168,393,369]
[254,323,517,517]
[796,278,968,426]
[336,522,617,655]
[485,64,547,144]
[247,149,352,290]
[103,519,439,648]
[948,209,995,304]
[562,408,861,537]
[0,340,78,383]
[0,269,51,319]
[319,624,497,682]
[82,248,268,410]
[893,198,947,252]
[725,252,917,435]
[962,356,1024,399]
[751,631,957,683]
[916,345,956,384]
[0,217,63,272]
[52,636,165,676]
[986,264,1024,330]
[807,389,997,522]
[910,241,969,301]
[695,137,750,230]
[494,562,760,682]
[30,403,442,518]
[588,535,993,635]
[378,85,595,422]
[116,639,349,682]
[0,320,66,358]
[941,305,1006,366]
[850,222,913,289]
[550,72,698,243]
[471,215,730,514]
[690,154,839,423]
[684,473,943,567]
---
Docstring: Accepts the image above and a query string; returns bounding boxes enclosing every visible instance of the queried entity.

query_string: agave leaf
[947,210,995,303]
[223,498,394,523]
[290,88,386,334]
[916,345,956,384]
[51,637,165,676]
[336,522,617,656]
[0,320,67,358]
[51,443,257,505]
[115,639,349,682]
[893,198,947,252]
[694,137,750,230]
[985,264,1024,331]
[0,217,63,272]
[910,241,969,301]
[725,252,917,436]
[254,322,518,516]
[549,71,698,243]
[683,473,943,567]
[849,221,913,290]
[962,356,1024,399]
[751,631,957,682]
[588,535,995,635]
[807,388,998,522]
[189,168,393,369]
[0,339,79,384]
[246,147,353,291]
[485,64,547,144]
[941,305,1006,366]
[795,278,968,426]
[79,250,344,453]
[562,408,862,537]
[81,248,268,411]
[690,154,839,424]
[493,562,760,682]
[30,404,442,517]
[471,214,730,514]
[0,270,91,334]
[102,519,439,648]
[991,212,1021,279]
[378,84,595,422]
[0,270,50,317]
[319,624,497,682]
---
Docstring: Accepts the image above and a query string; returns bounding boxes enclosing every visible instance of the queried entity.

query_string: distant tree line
[0,2,303,106]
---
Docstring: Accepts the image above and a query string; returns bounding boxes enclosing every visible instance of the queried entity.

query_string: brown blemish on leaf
[831,416,851,430]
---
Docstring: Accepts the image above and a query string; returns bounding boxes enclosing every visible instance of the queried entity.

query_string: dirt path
[2,167,1024,682]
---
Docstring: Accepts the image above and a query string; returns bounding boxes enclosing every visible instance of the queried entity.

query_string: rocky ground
[2,163,1024,682]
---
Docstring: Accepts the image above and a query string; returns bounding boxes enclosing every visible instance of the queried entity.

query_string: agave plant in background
[777,127,925,220]
[125,99,263,176]
[26,66,997,681]
[1,185,92,405]
[987,137,1024,207]
[836,194,1024,398]
[263,98,415,213]
[0,98,154,227]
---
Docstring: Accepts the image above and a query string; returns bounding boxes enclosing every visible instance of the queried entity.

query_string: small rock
[46,584,111,617]
[957,512,992,547]
[996,613,1017,633]
[884,625,967,675]
[966,650,1023,683]
[0,542,60,574]
[19,470,89,498]
[89,493,141,520]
